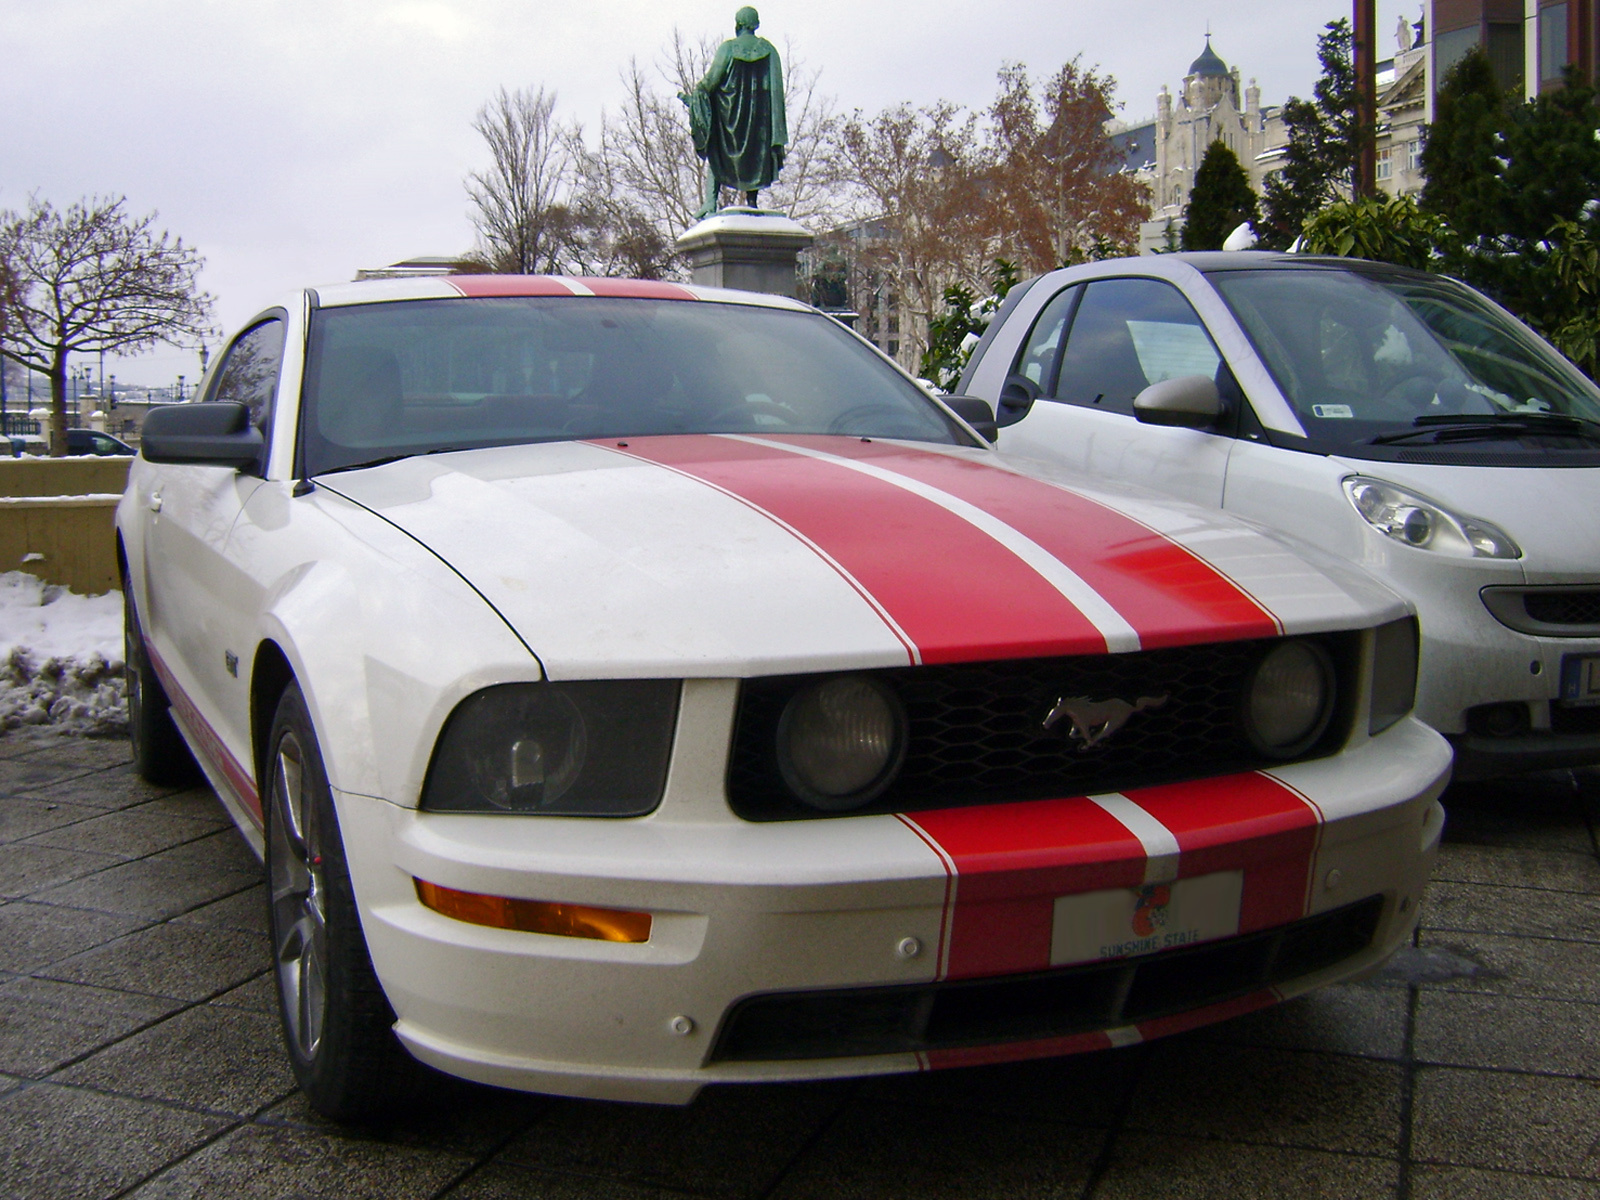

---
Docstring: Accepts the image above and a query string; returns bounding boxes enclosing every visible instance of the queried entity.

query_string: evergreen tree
[1418,49,1504,238]
[1181,140,1259,251]
[1258,19,1359,249]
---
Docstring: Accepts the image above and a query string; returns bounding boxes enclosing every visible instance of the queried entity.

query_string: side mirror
[996,374,1041,427]
[1133,374,1223,429]
[942,395,999,443]
[141,402,264,469]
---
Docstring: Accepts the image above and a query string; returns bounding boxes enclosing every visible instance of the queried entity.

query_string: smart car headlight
[1243,640,1335,758]
[777,675,907,811]
[1344,477,1520,559]
[422,680,679,816]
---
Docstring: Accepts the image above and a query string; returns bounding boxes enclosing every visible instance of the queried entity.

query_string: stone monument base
[675,209,815,299]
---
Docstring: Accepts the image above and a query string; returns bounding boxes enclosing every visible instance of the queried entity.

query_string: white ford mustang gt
[117,274,1449,1119]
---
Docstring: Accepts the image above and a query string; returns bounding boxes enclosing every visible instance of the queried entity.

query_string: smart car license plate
[1560,654,1600,707]
[1051,870,1244,966]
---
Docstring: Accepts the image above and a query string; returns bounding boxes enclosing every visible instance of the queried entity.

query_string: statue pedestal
[675,210,815,299]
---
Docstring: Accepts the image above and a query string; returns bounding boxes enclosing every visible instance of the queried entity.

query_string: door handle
[148,491,163,513]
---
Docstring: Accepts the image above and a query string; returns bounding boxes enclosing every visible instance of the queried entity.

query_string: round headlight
[777,676,906,811]
[1243,641,1334,758]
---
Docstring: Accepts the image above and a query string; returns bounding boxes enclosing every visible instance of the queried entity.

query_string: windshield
[1210,266,1600,454]
[299,297,964,476]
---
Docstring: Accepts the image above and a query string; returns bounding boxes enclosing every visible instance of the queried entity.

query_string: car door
[996,277,1237,509]
[142,316,285,766]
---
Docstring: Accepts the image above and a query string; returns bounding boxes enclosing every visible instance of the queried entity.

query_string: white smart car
[961,253,1600,779]
[117,274,1448,1119]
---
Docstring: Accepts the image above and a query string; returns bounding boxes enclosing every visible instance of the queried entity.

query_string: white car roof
[305,275,813,312]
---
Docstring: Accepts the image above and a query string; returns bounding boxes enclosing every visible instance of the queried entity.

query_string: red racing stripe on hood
[606,435,1110,663]
[765,435,1281,648]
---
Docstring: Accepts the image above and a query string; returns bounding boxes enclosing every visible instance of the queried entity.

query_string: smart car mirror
[997,374,1041,427]
[1133,374,1223,429]
[141,401,265,469]
[942,395,999,443]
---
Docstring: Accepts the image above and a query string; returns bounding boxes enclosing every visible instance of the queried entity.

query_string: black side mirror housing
[1132,374,1224,429]
[141,402,264,469]
[996,374,1041,427]
[942,395,999,443]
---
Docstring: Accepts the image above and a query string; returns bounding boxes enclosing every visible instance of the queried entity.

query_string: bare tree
[985,61,1150,271]
[467,86,583,273]
[0,196,213,455]
[833,101,988,369]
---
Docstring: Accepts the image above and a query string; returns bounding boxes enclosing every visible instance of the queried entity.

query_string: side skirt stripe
[145,643,261,826]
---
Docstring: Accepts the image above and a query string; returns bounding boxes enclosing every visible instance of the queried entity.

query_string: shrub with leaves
[920,260,1020,391]
[1299,195,1451,271]
[1547,218,1600,379]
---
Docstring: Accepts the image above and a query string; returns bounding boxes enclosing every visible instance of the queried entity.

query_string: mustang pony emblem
[1042,694,1168,750]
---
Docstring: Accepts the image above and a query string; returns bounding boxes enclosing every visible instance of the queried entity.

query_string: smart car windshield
[1210,266,1600,456]
[299,297,964,475]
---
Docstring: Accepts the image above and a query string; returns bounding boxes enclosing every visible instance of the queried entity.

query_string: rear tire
[123,579,201,787]
[266,683,424,1121]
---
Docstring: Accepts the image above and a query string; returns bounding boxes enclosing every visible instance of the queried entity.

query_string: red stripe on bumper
[607,435,1109,663]
[1134,988,1278,1041]
[905,798,1146,980]
[922,1029,1115,1071]
[773,436,1280,647]
[1123,773,1321,934]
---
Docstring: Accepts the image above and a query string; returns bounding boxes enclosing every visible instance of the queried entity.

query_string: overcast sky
[1,0,1421,388]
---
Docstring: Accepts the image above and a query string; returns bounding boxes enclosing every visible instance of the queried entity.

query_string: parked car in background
[961,253,1600,779]
[65,429,134,456]
[118,273,1448,1120]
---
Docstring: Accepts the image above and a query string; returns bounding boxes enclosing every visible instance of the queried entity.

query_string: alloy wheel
[269,730,328,1062]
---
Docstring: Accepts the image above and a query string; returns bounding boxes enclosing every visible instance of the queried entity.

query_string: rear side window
[1053,279,1221,416]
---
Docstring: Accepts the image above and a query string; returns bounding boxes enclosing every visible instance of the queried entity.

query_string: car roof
[308,275,814,312]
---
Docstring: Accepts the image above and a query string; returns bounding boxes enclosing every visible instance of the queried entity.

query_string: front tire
[123,578,200,786]
[266,683,423,1121]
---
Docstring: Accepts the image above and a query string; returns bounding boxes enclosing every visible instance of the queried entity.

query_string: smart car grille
[1525,591,1600,628]
[710,895,1384,1063]
[727,635,1356,820]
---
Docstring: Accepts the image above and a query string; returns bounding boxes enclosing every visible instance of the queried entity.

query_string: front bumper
[337,716,1449,1105]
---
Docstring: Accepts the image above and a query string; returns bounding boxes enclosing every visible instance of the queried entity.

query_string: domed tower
[1184,36,1237,112]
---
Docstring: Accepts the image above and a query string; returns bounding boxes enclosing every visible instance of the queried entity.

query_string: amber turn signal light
[414,879,652,943]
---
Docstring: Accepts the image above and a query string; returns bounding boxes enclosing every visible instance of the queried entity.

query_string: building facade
[1430,0,1598,105]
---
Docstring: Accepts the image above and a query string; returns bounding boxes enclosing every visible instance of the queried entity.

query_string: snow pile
[0,572,126,735]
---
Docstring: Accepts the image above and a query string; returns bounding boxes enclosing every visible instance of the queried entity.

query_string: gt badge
[1042,694,1168,750]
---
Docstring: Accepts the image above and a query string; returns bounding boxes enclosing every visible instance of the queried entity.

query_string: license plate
[1051,870,1243,966]
[1560,654,1600,707]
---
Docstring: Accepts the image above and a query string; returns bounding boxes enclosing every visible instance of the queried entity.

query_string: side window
[209,319,286,433]
[1054,279,1221,416]
[1012,286,1080,396]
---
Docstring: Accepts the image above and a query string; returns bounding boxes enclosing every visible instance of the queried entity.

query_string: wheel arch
[251,639,297,791]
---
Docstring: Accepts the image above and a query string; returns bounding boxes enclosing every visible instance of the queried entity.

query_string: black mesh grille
[1525,591,1600,628]
[728,635,1355,820]
[711,895,1384,1062]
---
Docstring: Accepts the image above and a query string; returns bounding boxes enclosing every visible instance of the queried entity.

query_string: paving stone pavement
[2,729,1598,1199]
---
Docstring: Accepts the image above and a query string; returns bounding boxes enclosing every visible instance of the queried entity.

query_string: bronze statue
[680,7,788,220]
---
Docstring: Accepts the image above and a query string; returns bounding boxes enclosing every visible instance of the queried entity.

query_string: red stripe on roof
[608,435,1109,663]
[575,277,698,300]
[770,436,1280,648]
[1122,773,1320,934]
[906,798,1146,980]
[446,275,578,297]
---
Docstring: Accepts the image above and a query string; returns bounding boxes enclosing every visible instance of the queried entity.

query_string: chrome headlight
[422,680,679,815]
[777,675,906,811]
[1344,477,1520,559]
[1243,641,1335,758]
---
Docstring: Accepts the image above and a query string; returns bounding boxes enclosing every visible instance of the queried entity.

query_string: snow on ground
[0,572,126,736]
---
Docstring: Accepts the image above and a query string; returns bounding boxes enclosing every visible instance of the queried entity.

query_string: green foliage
[1548,219,1600,379]
[1181,140,1258,251]
[920,259,1020,390]
[1420,56,1600,364]
[1259,19,1359,250]
[1299,195,1451,271]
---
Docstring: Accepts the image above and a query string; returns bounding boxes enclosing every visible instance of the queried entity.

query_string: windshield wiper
[1369,412,1599,445]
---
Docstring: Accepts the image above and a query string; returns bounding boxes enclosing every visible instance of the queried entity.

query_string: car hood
[1332,457,1600,583]
[323,434,1407,679]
